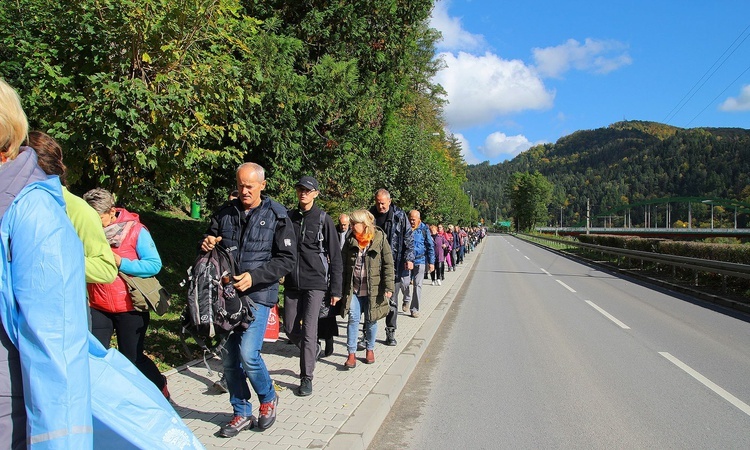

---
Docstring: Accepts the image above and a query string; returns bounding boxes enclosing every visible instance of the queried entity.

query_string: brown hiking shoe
[365,349,375,364]
[344,353,357,369]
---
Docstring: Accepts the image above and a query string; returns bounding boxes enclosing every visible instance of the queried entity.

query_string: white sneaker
[437,279,442,286]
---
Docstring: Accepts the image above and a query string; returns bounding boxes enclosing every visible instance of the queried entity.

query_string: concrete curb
[326,247,482,450]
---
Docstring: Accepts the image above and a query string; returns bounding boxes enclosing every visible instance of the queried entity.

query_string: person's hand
[406,261,414,270]
[429,264,435,273]
[201,235,222,252]
[113,253,122,267]
[385,291,392,299]
[331,296,340,306]
[233,272,253,291]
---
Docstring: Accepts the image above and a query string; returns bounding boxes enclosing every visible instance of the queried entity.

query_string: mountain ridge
[465,120,750,226]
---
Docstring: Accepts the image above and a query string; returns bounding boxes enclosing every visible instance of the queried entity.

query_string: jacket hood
[0,147,60,218]
[114,207,141,225]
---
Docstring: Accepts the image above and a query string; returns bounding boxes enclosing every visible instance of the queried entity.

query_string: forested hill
[466,121,750,225]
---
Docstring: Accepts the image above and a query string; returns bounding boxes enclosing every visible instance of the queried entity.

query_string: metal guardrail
[517,233,750,280]
[536,227,750,236]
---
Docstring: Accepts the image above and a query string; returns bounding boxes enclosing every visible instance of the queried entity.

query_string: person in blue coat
[402,210,435,317]
[0,78,92,449]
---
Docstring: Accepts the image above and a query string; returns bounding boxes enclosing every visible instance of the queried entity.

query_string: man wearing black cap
[284,176,343,396]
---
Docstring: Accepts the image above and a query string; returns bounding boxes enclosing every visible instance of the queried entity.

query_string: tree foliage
[0,0,474,224]
[505,171,553,231]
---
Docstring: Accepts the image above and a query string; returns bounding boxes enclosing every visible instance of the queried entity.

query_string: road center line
[556,280,576,292]
[540,268,551,276]
[585,300,631,329]
[524,256,530,260]
[659,352,750,417]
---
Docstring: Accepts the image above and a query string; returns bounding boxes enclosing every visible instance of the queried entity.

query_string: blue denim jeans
[223,303,275,417]
[347,294,377,353]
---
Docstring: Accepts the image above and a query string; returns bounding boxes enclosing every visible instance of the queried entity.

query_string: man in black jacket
[369,189,414,346]
[201,162,296,437]
[284,176,343,396]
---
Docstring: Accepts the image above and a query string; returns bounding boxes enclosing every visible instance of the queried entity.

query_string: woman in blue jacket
[0,78,92,448]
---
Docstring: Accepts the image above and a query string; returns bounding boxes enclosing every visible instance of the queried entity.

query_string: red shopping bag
[264,304,280,342]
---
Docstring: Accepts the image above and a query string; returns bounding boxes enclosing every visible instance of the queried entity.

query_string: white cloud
[435,52,555,129]
[532,38,632,78]
[479,132,537,160]
[719,85,750,111]
[451,132,482,164]
[430,0,486,52]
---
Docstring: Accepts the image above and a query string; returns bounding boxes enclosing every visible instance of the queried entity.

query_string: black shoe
[214,374,228,393]
[385,329,397,346]
[324,337,334,357]
[357,335,365,351]
[297,377,312,397]
[257,396,278,430]
[220,415,256,437]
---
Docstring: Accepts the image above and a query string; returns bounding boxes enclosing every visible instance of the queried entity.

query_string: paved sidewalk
[166,244,482,450]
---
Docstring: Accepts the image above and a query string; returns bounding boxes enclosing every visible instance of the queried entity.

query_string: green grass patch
[137,208,207,370]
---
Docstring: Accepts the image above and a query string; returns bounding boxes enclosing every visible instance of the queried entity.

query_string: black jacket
[286,204,343,298]
[204,195,296,307]
[369,204,414,279]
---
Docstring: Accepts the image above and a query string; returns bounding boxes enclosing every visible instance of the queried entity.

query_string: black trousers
[431,261,445,280]
[90,308,165,389]
[283,289,325,379]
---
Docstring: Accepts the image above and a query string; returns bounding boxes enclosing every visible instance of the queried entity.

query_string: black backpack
[180,244,253,365]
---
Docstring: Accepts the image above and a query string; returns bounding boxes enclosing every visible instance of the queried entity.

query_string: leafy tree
[1,0,472,222]
[1,0,270,207]
[505,171,553,231]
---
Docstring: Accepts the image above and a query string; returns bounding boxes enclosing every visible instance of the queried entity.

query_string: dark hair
[26,131,67,186]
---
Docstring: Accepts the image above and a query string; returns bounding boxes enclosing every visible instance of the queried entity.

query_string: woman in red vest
[83,188,169,398]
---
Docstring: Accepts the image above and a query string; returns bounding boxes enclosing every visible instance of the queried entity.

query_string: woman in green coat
[339,209,394,368]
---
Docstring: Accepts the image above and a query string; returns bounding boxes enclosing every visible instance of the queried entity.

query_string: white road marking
[540,268,551,276]
[659,352,750,417]
[585,300,631,329]
[524,256,530,260]
[556,280,576,293]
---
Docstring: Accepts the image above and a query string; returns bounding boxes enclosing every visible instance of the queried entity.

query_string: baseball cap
[295,176,319,191]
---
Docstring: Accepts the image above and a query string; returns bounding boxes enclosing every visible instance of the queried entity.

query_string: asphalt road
[369,234,750,449]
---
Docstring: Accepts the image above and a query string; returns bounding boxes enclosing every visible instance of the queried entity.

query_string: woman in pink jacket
[83,188,169,398]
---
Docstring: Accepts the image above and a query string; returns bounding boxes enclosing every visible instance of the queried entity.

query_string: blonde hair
[349,209,375,241]
[0,79,28,160]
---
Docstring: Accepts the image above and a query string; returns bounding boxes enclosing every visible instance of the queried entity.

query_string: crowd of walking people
[204,167,485,437]
[0,76,485,446]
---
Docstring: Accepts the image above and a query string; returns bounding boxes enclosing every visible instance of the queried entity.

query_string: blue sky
[429,0,750,165]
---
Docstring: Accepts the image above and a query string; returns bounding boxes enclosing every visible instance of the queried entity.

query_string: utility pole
[586,198,590,234]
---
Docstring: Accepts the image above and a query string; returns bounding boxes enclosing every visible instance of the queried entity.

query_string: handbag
[119,272,171,316]
[319,295,340,319]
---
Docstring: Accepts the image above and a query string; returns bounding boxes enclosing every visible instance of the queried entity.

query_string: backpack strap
[215,243,239,277]
[318,212,330,286]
